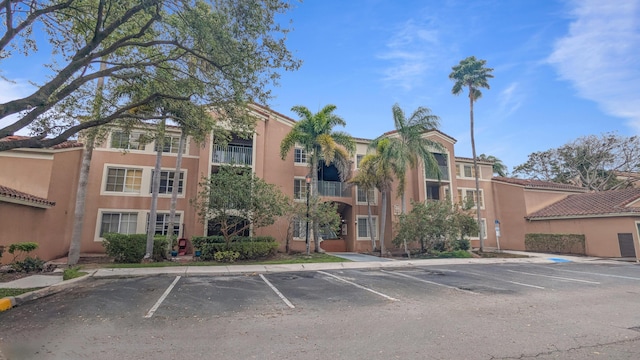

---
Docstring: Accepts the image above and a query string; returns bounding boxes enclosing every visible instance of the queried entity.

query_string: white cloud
[547,0,640,130]
[0,78,35,135]
[377,20,440,90]
[496,82,523,119]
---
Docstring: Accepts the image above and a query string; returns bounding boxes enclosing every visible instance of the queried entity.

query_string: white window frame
[154,135,186,154]
[110,131,146,151]
[293,218,308,240]
[356,215,378,240]
[293,177,307,201]
[96,210,141,240]
[355,154,365,169]
[356,185,377,205]
[146,212,184,236]
[104,167,143,194]
[151,170,185,195]
[457,188,485,209]
[469,218,487,240]
[294,147,308,165]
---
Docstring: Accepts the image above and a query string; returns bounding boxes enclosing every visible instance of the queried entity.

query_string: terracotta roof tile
[0,135,83,149]
[493,177,586,192]
[0,185,56,207]
[527,188,640,219]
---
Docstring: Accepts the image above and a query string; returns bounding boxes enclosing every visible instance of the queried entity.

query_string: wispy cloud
[547,0,640,130]
[377,20,440,90]
[496,82,523,119]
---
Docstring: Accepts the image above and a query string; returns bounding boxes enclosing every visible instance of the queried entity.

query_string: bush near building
[191,236,278,261]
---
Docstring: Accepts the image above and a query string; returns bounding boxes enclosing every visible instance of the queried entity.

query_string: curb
[0,271,94,312]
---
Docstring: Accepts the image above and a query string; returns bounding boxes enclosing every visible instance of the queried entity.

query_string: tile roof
[0,185,56,207]
[0,135,83,149]
[455,156,494,165]
[492,177,586,192]
[527,188,640,219]
[381,129,457,142]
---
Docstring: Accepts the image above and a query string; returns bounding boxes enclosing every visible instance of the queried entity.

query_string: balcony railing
[317,180,351,197]
[425,165,450,181]
[213,144,252,165]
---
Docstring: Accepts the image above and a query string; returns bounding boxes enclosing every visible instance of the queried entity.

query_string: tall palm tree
[371,104,443,257]
[354,139,395,256]
[280,104,356,252]
[449,56,494,252]
[349,154,379,252]
[478,153,507,177]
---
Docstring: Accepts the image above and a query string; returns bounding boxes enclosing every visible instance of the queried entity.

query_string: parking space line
[317,271,400,301]
[144,276,181,318]
[540,267,640,281]
[506,269,600,284]
[454,269,545,290]
[259,274,295,309]
[380,270,479,295]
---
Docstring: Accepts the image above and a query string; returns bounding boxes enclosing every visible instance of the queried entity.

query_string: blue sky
[1,0,639,173]
[267,0,640,172]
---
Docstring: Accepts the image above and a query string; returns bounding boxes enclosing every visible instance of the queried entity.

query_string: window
[154,135,184,154]
[356,186,376,204]
[356,154,364,168]
[151,171,184,194]
[105,168,143,193]
[293,218,308,239]
[480,219,487,239]
[357,216,377,239]
[294,148,307,164]
[426,185,440,200]
[463,164,475,178]
[110,131,145,150]
[148,213,181,236]
[100,213,137,236]
[457,188,484,208]
[293,178,308,201]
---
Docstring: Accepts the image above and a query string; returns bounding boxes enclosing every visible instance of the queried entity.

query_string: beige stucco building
[2,105,640,262]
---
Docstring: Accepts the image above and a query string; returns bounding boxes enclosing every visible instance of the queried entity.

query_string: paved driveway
[1,262,640,359]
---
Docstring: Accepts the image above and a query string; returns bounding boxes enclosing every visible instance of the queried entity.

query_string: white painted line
[260,274,295,309]
[455,269,544,290]
[317,271,400,301]
[507,281,545,290]
[144,276,181,318]
[380,270,479,295]
[506,269,600,284]
[543,267,640,281]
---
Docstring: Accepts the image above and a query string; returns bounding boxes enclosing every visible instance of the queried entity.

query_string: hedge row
[524,233,586,255]
[192,236,278,261]
[102,234,169,263]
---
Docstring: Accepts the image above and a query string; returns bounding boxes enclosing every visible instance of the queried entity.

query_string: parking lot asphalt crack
[490,335,640,359]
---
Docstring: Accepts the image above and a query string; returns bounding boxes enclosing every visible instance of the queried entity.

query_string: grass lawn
[474,251,529,258]
[106,253,347,268]
[0,288,41,298]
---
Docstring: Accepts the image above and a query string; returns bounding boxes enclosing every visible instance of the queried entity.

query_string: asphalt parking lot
[2,261,640,359]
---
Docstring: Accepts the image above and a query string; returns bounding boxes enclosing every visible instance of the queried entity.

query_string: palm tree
[371,104,443,257]
[354,139,395,256]
[449,56,494,252]
[280,104,356,252]
[349,155,379,252]
[478,153,507,177]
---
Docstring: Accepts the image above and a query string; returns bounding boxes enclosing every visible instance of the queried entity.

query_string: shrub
[63,266,88,280]
[8,242,39,262]
[12,256,45,273]
[434,250,473,259]
[102,234,169,263]
[193,236,278,261]
[213,251,240,263]
[524,233,585,255]
[451,238,471,251]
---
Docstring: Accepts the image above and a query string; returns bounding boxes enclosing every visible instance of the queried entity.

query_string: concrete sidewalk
[0,251,623,312]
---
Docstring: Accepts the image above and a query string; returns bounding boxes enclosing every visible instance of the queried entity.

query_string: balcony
[425,165,450,181]
[213,144,252,165]
[317,181,351,197]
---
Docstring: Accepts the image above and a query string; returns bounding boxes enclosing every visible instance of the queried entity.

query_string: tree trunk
[400,181,410,258]
[67,133,95,265]
[145,119,165,260]
[165,131,186,254]
[469,87,483,252]
[67,61,107,266]
[366,190,376,251]
[379,188,387,256]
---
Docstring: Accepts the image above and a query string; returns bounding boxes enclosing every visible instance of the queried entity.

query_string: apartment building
[0,104,506,262]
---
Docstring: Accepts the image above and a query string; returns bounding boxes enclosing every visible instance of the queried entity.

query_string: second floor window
[294,148,307,164]
[293,178,307,201]
[110,131,145,150]
[457,188,484,208]
[154,135,183,154]
[105,168,143,193]
[151,171,184,194]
